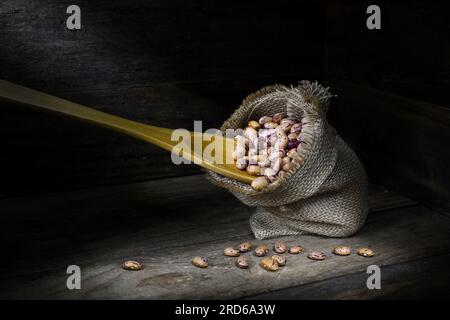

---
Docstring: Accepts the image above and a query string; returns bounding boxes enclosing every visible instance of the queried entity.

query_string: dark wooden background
[1,0,450,300]
[0,0,325,197]
[1,0,449,210]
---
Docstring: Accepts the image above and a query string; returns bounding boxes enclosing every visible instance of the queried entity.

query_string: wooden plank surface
[247,253,450,300]
[2,174,447,300]
[0,0,324,92]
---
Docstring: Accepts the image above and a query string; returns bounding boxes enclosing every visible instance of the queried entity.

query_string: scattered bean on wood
[238,242,253,253]
[272,255,286,266]
[288,245,303,254]
[235,256,249,269]
[307,251,327,261]
[333,246,352,256]
[273,241,287,254]
[192,256,209,268]
[254,244,269,257]
[224,247,240,257]
[122,260,143,271]
[357,248,375,257]
[260,257,279,271]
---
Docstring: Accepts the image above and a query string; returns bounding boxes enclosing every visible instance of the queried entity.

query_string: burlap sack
[206,81,368,240]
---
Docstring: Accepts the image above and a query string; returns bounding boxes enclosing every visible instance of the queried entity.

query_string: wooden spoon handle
[0,79,255,184]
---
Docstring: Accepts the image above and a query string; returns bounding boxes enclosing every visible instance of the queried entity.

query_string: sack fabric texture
[206,81,369,240]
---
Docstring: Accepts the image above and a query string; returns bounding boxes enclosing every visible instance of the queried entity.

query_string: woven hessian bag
[207,81,369,240]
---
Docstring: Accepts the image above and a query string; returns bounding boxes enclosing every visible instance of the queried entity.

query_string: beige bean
[224,247,240,257]
[238,242,253,252]
[258,116,273,125]
[246,165,261,176]
[122,260,143,271]
[254,244,269,257]
[191,256,209,268]
[282,156,291,171]
[272,112,286,124]
[307,251,326,261]
[357,248,375,257]
[264,122,278,129]
[263,168,278,177]
[274,241,287,253]
[287,149,297,159]
[288,245,303,254]
[287,133,298,140]
[260,257,278,271]
[272,255,286,267]
[235,158,248,170]
[235,256,249,269]
[333,246,352,256]
[247,120,261,130]
[251,176,269,191]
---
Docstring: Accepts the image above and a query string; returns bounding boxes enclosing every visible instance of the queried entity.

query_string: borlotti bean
[333,246,351,256]
[307,251,327,261]
[260,257,279,272]
[192,256,209,268]
[273,241,287,254]
[288,245,303,254]
[238,242,253,253]
[235,256,249,269]
[224,247,240,257]
[357,247,375,257]
[272,255,286,267]
[122,260,143,271]
[254,244,269,257]
[233,113,303,191]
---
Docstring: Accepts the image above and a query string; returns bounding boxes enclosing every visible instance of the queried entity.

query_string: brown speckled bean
[272,255,286,267]
[307,251,326,261]
[235,256,249,269]
[254,244,269,257]
[333,246,352,256]
[357,247,375,257]
[122,260,143,271]
[247,120,261,130]
[224,247,240,257]
[274,241,287,254]
[191,256,209,268]
[260,257,279,271]
[288,245,303,254]
[238,242,253,252]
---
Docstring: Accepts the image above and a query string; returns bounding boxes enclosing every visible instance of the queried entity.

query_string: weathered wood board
[2,174,447,300]
[0,0,324,92]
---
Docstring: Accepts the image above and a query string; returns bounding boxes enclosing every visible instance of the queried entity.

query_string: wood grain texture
[1,174,445,300]
[246,253,450,300]
[329,82,450,212]
[0,0,324,92]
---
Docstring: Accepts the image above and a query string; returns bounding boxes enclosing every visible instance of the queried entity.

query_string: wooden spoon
[0,79,255,184]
